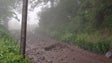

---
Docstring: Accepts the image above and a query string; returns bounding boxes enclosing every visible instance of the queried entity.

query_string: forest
[39,0,112,53]
[0,0,112,63]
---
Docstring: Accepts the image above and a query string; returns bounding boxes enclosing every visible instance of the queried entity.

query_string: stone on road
[26,32,112,63]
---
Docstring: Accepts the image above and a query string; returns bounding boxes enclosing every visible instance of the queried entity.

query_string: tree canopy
[0,0,18,19]
[38,0,112,53]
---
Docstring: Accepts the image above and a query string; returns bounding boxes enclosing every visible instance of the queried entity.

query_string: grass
[75,32,111,54]
[0,28,29,63]
[48,30,111,54]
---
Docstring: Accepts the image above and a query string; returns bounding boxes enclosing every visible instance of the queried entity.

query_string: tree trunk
[20,0,28,58]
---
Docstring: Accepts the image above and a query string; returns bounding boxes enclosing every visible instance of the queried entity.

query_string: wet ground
[26,32,112,63]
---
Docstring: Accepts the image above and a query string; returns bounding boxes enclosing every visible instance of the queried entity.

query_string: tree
[20,0,28,58]
[0,0,18,28]
[39,0,112,32]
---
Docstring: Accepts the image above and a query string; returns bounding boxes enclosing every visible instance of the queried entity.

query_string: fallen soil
[26,32,112,63]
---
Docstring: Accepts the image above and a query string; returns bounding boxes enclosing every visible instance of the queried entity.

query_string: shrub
[61,32,75,42]
[0,29,29,63]
[75,33,110,54]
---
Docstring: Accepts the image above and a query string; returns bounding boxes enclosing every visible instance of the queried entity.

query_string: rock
[47,60,53,63]
[73,57,75,60]
[105,51,112,58]
[37,56,45,60]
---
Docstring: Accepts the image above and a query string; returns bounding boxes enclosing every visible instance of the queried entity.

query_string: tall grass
[0,28,29,63]
[48,30,111,54]
[75,32,111,54]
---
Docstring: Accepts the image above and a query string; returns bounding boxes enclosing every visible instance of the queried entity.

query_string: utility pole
[20,0,28,58]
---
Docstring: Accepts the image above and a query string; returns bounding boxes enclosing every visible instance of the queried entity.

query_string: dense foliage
[0,0,20,28]
[39,0,112,53]
[0,26,29,63]
[0,0,15,19]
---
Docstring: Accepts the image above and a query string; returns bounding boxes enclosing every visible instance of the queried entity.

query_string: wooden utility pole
[20,0,28,58]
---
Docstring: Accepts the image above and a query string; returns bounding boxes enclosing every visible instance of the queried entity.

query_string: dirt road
[26,32,112,63]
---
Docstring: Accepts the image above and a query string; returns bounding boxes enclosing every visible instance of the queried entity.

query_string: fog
[8,3,40,31]
[6,1,52,41]
[8,1,51,32]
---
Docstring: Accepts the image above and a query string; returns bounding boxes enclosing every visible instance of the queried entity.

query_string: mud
[26,32,112,63]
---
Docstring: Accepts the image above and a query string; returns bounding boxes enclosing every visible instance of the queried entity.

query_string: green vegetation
[0,0,29,62]
[39,0,112,54]
[0,26,29,63]
[75,32,110,53]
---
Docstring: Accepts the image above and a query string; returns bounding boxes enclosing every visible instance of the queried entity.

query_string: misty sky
[8,1,51,31]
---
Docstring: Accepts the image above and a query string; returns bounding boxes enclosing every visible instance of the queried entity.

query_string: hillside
[39,0,112,53]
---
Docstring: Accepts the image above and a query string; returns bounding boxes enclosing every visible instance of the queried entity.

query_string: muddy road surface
[26,32,112,63]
